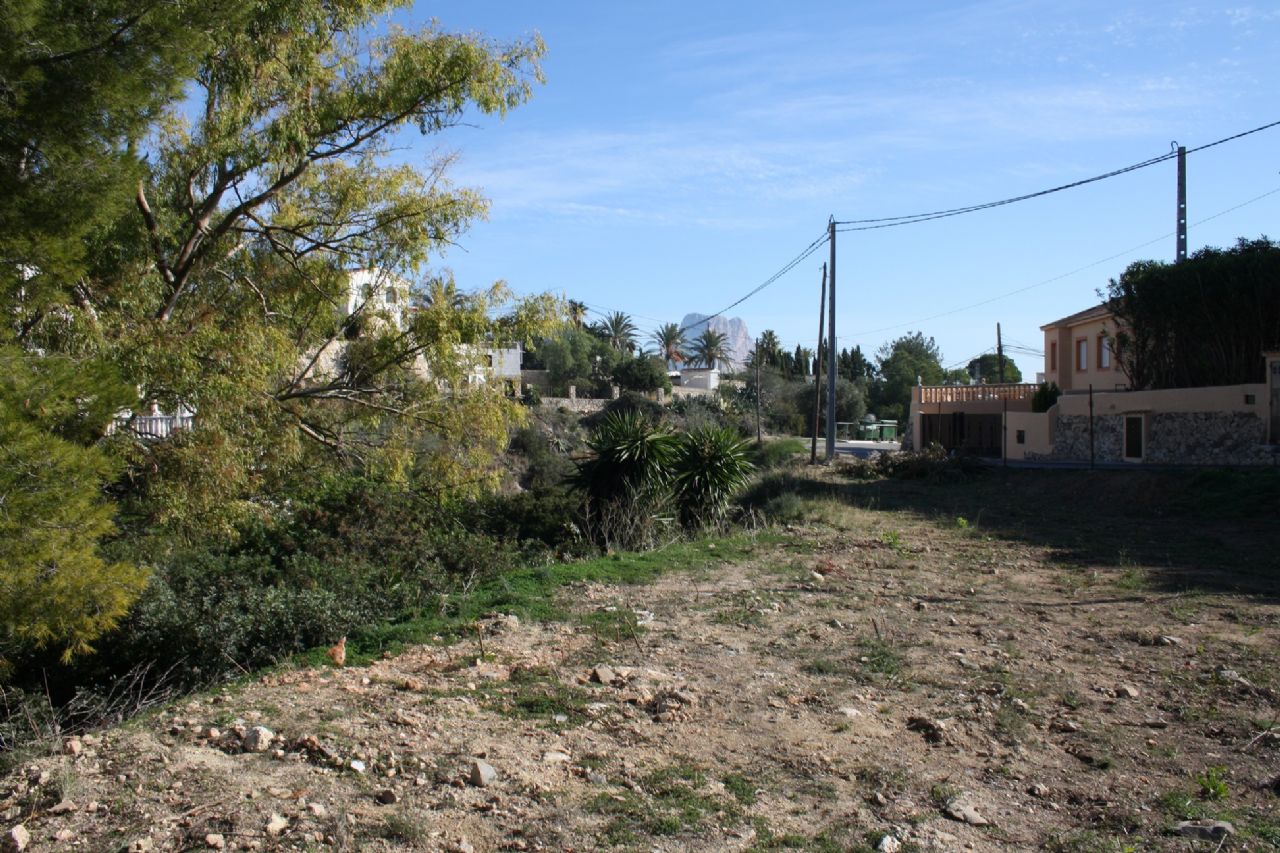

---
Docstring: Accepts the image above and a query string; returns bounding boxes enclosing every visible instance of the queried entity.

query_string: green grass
[722,773,758,806]
[589,762,741,846]
[293,532,781,667]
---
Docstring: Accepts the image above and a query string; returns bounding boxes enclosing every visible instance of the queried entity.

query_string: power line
[845,184,1280,338]
[678,231,829,336]
[679,120,1279,352]
[833,118,1280,233]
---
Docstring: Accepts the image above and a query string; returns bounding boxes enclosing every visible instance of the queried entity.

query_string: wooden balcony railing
[917,383,1038,404]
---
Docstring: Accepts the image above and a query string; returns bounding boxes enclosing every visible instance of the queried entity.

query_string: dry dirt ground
[4,469,1279,852]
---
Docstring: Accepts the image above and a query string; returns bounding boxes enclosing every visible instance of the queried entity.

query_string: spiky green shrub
[671,426,755,528]
[570,410,678,503]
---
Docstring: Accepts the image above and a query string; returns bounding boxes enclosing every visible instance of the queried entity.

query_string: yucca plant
[570,410,678,503]
[671,426,755,528]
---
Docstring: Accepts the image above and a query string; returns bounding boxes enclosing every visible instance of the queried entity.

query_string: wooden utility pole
[825,218,837,461]
[996,322,1005,383]
[810,263,827,464]
[1176,144,1188,263]
[755,336,762,444]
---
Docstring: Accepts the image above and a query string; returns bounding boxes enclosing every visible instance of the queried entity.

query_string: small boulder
[242,726,275,752]
[590,665,617,686]
[264,814,288,837]
[469,759,497,788]
[4,825,31,853]
[205,834,226,850]
[944,796,990,826]
[1174,820,1234,841]
[876,834,901,853]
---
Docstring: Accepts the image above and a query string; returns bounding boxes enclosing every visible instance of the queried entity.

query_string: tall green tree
[2,0,555,611]
[691,328,731,370]
[966,354,1022,384]
[0,349,147,668]
[650,322,687,369]
[1107,238,1280,389]
[870,332,944,420]
[594,311,638,353]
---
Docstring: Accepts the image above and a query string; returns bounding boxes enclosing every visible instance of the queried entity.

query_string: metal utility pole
[810,263,827,464]
[1175,144,1188,263]
[825,218,837,460]
[755,336,762,444]
[996,322,1005,383]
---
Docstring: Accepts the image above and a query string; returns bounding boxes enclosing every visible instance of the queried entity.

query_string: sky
[388,1,1280,380]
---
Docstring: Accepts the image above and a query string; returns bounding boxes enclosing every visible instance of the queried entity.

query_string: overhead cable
[678,231,830,336]
[833,118,1280,233]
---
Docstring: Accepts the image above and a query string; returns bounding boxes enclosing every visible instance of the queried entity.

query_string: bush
[670,426,755,528]
[754,437,807,469]
[509,425,574,491]
[761,492,806,524]
[1032,381,1061,413]
[570,410,678,503]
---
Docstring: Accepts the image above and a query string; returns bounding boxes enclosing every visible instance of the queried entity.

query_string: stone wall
[1048,411,1274,465]
[538,397,610,414]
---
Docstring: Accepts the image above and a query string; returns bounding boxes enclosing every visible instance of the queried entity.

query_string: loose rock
[205,834,226,850]
[1174,820,1234,841]
[265,814,288,837]
[876,834,902,852]
[469,759,497,787]
[943,795,990,826]
[4,825,30,853]
[242,726,275,752]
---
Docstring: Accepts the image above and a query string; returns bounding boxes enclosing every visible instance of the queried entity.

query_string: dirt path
[4,479,1279,852]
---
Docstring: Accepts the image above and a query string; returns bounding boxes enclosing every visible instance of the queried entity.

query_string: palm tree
[650,322,688,369]
[757,329,781,368]
[691,328,731,371]
[596,311,638,353]
[566,300,588,329]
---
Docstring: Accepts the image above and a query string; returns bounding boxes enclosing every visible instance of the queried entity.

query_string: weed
[880,529,904,550]
[954,516,970,531]
[377,810,428,844]
[1113,567,1149,590]
[589,762,737,845]
[1055,689,1081,711]
[1194,765,1230,801]
[857,637,904,680]
[722,773,758,806]
[803,657,849,677]
[929,783,961,810]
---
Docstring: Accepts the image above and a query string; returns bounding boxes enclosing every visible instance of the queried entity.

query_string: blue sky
[392,2,1280,379]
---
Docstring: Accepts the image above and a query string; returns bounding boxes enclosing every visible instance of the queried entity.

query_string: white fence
[108,414,195,439]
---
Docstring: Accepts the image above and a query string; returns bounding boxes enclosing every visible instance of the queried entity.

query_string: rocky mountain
[678,313,751,371]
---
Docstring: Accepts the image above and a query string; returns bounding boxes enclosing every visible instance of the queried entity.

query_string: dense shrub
[1032,381,1061,413]
[570,410,678,503]
[754,437,807,469]
[670,426,755,528]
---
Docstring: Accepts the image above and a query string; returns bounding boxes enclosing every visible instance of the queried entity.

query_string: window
[1049,341,1057,372]
[1076,338,1088,372]
[1015,429,1026,445]
[1098,335,1111,369]
[1124,415,1144,461]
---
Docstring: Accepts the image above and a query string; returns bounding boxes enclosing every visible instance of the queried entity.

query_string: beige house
[1041,303,1125,393]
[909,303,1279,465]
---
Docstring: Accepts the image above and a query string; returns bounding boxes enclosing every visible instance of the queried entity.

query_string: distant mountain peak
[679,313,751,370]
